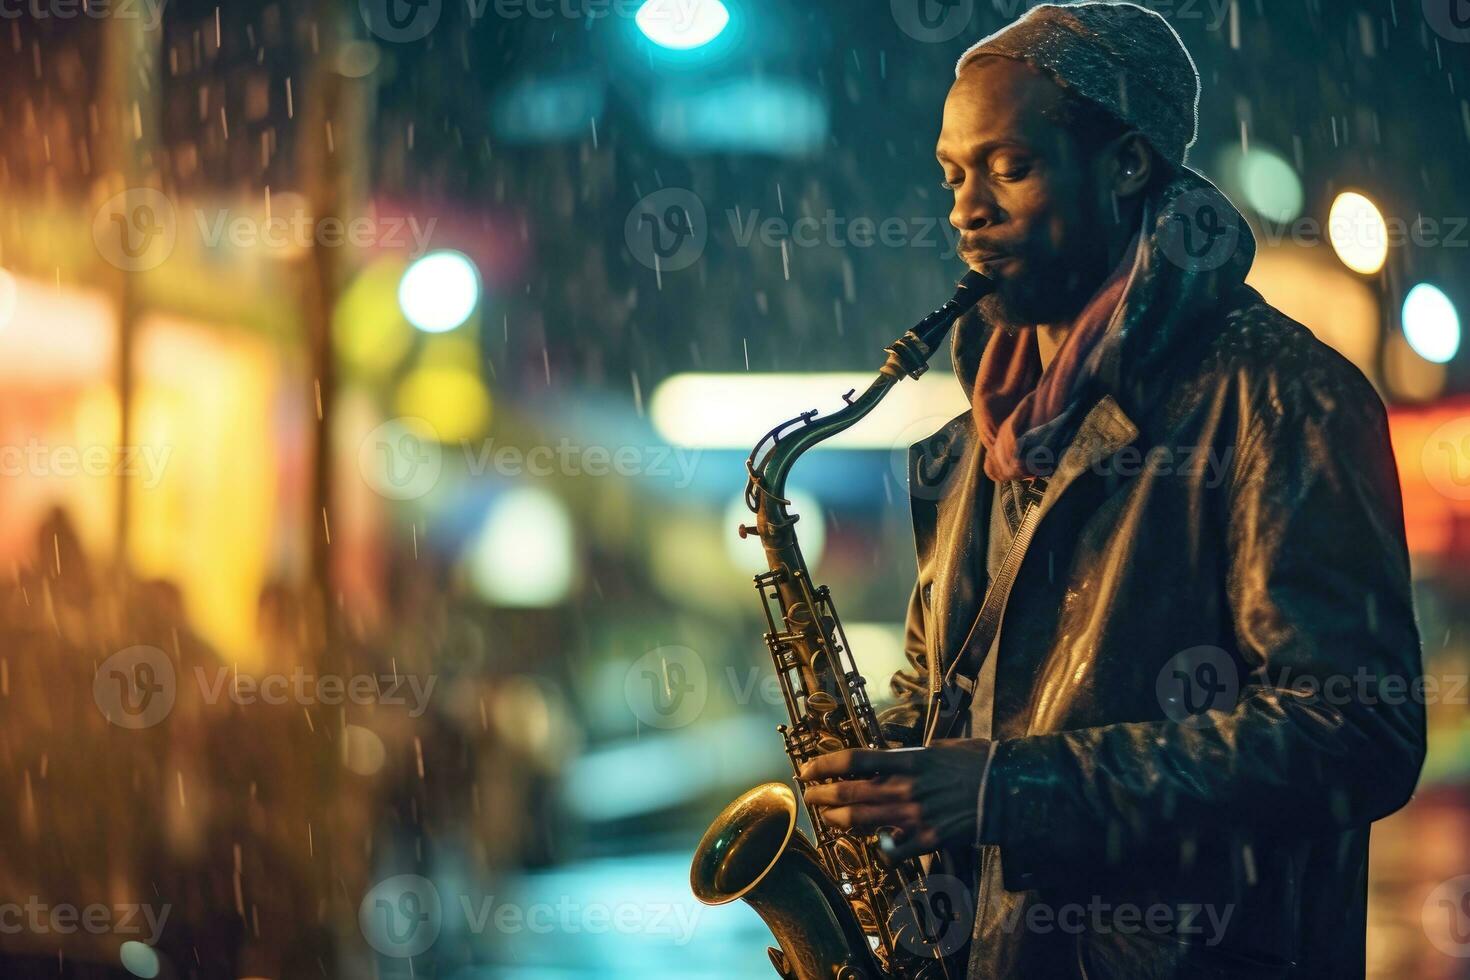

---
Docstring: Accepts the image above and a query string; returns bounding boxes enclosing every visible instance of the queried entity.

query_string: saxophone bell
[691,783,882,980]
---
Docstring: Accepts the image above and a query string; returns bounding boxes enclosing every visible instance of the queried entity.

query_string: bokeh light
[465,487,576,607]
[394,364,493,443]
[724,489,826,571]
[649,78,828,155]
[493,74,606,144]
[1236,146,1304,223]
[1329,191,1389,275]
[1402,283,1461,364]
[333,257,413,377]
[398,250,481,333]
[1383,330,1448,403]
[636,0,730,49]
[118,942,160,979]
[0,267,16,332]
[341,724,387,776]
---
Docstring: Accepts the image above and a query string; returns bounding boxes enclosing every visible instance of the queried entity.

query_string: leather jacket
[885,168,1426,978]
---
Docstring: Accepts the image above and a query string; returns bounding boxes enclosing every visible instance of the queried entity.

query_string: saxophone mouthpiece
[955,269,994,308]
[895,270,997,367]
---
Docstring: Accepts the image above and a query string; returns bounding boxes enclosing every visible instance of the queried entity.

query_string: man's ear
[1105,131,1154,199]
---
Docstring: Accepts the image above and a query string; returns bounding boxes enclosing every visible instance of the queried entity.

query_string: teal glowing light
[1402,283,1461,364]
[635,0,729,50]
[650,79,828,155]
[119,942,160,979]
[398,251,480,334]
[492,74,606,144]
[1238,147,1304,224]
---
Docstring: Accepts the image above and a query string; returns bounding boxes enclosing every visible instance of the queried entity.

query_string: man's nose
[950,184,1002,232]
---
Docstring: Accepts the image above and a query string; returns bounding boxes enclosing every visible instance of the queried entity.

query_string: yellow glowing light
[0,267,17,332]
[1245,243,1380,381]
[129,314,279,663]
[1328,191,1389,275]
[341,724,387,775]
[393,366,492,443]
[650,373,969,450]
[333,258,413,377]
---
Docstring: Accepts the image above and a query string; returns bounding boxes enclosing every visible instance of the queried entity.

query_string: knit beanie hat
[955,2,1201,169]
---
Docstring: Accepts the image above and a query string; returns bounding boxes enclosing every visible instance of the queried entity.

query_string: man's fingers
[798,747,917,781]
[798,749,886,781]
[803,777,912,808]
[817,802,922,833]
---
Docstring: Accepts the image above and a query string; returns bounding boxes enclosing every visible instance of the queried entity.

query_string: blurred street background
[0,0,1468,977]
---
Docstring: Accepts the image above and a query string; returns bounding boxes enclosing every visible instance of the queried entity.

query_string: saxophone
[690,272,994,980]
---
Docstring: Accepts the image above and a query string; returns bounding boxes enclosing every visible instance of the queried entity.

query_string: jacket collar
[912,395,1139,681]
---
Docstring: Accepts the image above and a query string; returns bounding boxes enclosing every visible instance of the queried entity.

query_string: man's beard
[984,258,1103,335]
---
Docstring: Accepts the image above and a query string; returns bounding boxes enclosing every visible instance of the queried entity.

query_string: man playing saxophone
[799,4,1425,977]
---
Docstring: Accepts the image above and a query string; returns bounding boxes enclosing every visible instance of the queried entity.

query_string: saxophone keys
[804,690,838,720]
[815,734,846,755]
[766,946,795,980]
[831,836,866,875]
[848,898,878,932]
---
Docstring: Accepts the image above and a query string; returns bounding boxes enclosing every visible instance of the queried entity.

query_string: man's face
[937,57,1113,328]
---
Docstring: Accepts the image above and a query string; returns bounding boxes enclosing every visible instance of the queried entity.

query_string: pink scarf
[972,233,1140,482]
